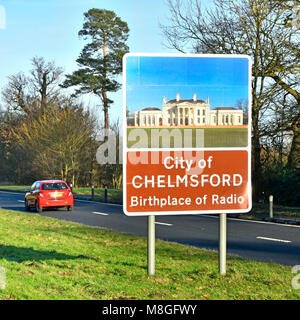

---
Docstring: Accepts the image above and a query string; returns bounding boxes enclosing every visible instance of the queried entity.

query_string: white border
[123,53,252,216]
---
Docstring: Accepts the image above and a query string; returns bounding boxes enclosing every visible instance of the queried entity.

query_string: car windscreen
[41,183,68,190]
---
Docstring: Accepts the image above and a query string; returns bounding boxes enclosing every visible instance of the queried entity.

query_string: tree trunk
[41,72,47,113]
[102,41,109,130]
[102,91,109,130]
[268,77,300,170]
[252,104,263,202]
[104,104,109,130]
[287,123,300,170]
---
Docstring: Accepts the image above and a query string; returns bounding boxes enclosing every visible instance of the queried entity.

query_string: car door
[26,182,36,206]
[32,182,40,203]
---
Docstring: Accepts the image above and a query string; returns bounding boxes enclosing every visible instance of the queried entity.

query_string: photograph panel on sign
[124,54,250,150]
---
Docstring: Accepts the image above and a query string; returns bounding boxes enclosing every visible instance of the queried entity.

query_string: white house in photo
[133,93,244,127]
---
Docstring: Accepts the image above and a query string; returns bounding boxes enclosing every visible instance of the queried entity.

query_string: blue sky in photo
[126,56,250,112]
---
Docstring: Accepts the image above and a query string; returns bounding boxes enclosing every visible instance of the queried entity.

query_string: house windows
[134,97,244,127]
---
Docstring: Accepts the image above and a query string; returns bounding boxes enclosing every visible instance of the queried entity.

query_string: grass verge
[0,184,123,203]
[73,187,122,203]
[250,203,300,218]
[231,203,300,222]
[0,208,299,300]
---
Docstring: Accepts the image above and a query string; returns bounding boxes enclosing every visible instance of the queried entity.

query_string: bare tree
[161,0,300,198]
[2,57,63,116]
[30,56,63,113]
[2,72,32,114]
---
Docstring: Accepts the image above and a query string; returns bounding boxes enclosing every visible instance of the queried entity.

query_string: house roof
[141,107,161,111]
[167,99,205,104]
[214,107,237,110]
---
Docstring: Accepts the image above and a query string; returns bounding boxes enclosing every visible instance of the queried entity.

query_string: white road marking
[155,222,173,226]
[256,236,291,243]
[92,211,109,216]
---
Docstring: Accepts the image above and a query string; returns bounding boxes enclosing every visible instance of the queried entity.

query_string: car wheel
[25,200,30,211]
[36,201,42,213]
[67,205,73,212]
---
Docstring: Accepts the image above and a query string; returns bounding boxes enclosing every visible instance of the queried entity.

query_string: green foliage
[264,170,300,206]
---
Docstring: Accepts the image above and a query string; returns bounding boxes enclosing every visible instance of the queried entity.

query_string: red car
[25,180,74,213]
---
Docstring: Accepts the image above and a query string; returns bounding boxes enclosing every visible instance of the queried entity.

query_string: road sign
[123,53,252,217]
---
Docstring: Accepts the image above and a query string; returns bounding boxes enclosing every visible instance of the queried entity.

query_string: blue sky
[126,55,250,112]
[0,0,176,123]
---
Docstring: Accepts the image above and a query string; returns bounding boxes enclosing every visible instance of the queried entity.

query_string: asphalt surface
[0,190,299,266]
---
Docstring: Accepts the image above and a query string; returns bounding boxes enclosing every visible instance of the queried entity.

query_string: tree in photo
[61,8,129,129]
[30,56,63,113]
[12,99,96,184]
[2,57,63,115]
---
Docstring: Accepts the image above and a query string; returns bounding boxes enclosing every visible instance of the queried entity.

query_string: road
[0,191,299,266]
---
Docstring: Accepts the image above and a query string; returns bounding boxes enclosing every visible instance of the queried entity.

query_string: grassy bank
[250,202,300,218]
[0,208,299,300]
[73,187,122,203]
[127,127,248,148]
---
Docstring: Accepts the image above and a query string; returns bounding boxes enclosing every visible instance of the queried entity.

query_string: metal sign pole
[219,213,227,275]
[148,215,155,276]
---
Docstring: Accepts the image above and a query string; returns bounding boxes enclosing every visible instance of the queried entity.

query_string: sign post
[123,53,252,275]
[219,213,227,275]
[148,215,155,276]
